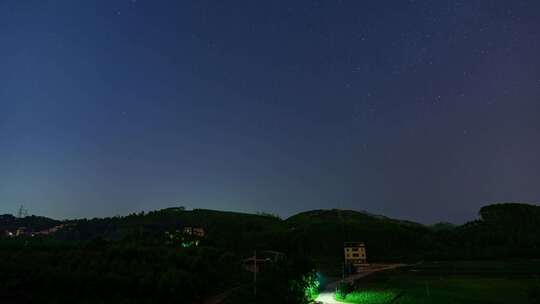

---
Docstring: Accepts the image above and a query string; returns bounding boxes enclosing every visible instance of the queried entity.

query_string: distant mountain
[430,222,457,231]
[3,203,539,261]
[0,214,61,232]
[286,209,423,227]
[54,208,287,255]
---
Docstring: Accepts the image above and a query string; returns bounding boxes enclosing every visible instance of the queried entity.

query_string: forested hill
[2,203,539,260]
[285,203,540,261]
[52,208,287,253]
[0,214,61,232]
[285,209,432,261]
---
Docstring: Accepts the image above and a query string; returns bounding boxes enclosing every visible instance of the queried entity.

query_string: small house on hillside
[344,242,367,266]
[36,224,66,236]
[183,227,205,237]
[16,227,29,237]
[193,227,205,237]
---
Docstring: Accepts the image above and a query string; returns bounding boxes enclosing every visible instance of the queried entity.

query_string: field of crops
[336,260,540,304]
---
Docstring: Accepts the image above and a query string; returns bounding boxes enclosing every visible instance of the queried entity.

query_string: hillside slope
[286,209,432,262]
[0,214,61,232]
[3,202,539,261]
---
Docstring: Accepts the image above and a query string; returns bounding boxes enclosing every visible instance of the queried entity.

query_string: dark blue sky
[1,1,539,223]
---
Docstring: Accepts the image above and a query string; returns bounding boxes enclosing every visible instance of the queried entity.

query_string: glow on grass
[335,290,397,304]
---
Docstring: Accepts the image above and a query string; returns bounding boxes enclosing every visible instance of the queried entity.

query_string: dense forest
[1,202,539,303]
[286,203,540,262]
[5,202,538,261]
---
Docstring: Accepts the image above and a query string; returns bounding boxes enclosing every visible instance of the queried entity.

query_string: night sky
[2,1,540,223]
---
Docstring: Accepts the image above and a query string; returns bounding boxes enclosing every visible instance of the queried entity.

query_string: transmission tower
[17,205,28,218]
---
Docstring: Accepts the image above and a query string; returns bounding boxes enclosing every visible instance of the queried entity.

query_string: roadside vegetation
[0,239,242,303]
[0,237,317,304]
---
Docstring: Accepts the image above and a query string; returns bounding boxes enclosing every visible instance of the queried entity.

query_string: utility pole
[338,207,346,281]
[253,250,257,296]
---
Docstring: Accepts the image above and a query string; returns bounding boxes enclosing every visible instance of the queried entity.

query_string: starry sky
[1,1,540,223]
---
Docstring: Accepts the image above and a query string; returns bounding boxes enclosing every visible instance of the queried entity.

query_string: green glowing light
[303,272,321,301]
[180,240,199,248]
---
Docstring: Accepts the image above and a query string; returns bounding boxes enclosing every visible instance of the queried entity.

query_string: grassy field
[406,260,540,275]
[335,260,540,304]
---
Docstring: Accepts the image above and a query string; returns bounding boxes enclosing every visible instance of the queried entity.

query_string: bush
[529,284,540,304]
